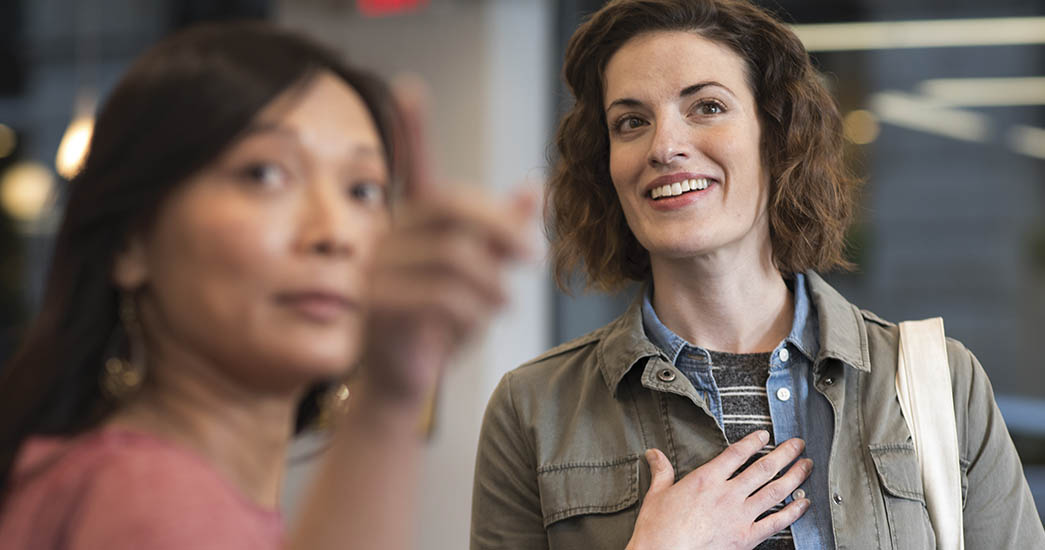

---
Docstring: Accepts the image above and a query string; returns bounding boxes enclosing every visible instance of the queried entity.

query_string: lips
[275,291,358,322]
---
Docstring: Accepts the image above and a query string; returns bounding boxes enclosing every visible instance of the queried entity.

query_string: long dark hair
[0,21,401,497]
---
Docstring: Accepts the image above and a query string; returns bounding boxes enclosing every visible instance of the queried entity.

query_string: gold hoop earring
[100,293,147,399]
[316,382,351,429]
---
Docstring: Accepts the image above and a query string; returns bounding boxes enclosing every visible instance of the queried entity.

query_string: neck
[649,240,793,354]
[107,338,299,509]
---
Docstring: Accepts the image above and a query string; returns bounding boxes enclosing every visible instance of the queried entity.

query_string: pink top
[0,428,284,549]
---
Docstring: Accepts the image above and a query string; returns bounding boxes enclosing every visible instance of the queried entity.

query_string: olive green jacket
[471,272,1045,549]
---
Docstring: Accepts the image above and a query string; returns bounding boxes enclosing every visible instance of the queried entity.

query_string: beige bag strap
[896,317,965,550]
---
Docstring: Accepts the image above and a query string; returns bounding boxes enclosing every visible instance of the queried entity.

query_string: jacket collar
[595,271,871,394]
[804,271,871,373]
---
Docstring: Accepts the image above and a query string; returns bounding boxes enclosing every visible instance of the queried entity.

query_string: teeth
[650,178,711,199]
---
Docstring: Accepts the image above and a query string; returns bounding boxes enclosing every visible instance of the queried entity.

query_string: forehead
[603,30,753,105]
[254,71,385,159]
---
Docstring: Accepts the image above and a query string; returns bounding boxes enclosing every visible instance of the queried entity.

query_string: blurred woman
[471,1,1044,549]
[0,22,531,550]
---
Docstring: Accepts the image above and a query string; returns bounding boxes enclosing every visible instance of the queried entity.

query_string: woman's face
[114,71,390,392]
[604,30,770,267]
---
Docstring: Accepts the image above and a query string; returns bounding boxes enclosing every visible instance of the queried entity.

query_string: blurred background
[0,0,1042,546]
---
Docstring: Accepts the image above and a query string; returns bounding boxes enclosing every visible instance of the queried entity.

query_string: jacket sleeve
[470,371,549,550]
[953,342,1045,548]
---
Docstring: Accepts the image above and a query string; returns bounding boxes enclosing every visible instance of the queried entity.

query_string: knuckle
[755,457,775,475]
[763,483,783,503]
[725,445,747,463]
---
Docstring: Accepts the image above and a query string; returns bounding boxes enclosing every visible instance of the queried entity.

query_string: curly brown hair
[548,0,858,292]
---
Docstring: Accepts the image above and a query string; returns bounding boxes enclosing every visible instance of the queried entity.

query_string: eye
[348,180,387,206]
[694,100,726,116]
[240,162,289,190]
[612,115,649,135]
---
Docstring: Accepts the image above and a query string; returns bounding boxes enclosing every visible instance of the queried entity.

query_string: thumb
[644,448,674,494]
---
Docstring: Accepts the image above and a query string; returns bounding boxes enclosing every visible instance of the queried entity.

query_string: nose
[297,181,357,258]
[647,114,690,168]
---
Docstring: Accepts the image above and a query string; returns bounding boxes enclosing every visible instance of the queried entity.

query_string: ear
[111,235,149,291]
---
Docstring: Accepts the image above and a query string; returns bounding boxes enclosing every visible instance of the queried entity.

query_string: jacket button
[657,368,676,383]
[823,377,835,386]
[832,493,843,504]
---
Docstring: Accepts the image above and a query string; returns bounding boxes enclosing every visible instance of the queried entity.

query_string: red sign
[357,0,429,17]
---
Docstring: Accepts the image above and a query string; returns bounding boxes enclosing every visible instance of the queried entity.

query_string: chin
[641,235,719,261]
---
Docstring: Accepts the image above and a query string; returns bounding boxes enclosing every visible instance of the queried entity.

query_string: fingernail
[757,430,770,444]
[802,458,814,472]
[798,498,810,511]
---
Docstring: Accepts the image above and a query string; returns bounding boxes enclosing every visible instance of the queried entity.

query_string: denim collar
[595,270,872,394]
[640,272,819,366]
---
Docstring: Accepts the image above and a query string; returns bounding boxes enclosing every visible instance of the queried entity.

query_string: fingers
[699,429,773,480]
[748,497,810,544]
[733,437,806,495]
[374,231,508,307]
[391,74,434,198]
[644,449,675,495]
[744,457,813,515]
[395,190,534,261]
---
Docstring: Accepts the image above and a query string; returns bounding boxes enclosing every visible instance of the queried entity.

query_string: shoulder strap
[896,317,965,550]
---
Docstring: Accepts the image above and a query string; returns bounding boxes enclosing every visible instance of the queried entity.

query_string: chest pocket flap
[869,444,925,502]
[536,455,640,527]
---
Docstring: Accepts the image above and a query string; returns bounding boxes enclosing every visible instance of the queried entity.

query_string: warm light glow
[55,116,94,179]
[792,17,1045,52]
[843,110,880,145]
[870,91,991,143]
[0,161,56,222]
[0,123,15,159]
[918,77,1045,107]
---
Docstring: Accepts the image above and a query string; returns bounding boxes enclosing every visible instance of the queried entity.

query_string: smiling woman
[0,21,532,550]
[471,1,1045,549]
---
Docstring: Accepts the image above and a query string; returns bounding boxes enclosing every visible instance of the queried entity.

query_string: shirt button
[778,348,790,362]
[776,387,791,401]
[792,488,806,500]
[657,368,676,383]
[833,493,844,504]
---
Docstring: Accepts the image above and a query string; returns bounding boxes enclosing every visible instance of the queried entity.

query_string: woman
[471,1,1045,549]
[0,22,532,549]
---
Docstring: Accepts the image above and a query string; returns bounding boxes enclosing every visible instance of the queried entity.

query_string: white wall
[276,2,553,548]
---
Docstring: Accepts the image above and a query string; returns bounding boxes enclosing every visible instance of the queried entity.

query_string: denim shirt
[641,273,836,549]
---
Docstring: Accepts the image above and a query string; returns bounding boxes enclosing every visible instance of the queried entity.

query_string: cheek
[608,141,645,204]
[148,194,289,322]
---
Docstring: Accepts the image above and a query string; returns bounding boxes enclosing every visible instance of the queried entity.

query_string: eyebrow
[605,80,735,111]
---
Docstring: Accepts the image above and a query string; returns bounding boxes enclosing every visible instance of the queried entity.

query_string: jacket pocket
[868,444,936,550]
[536,455,640,527]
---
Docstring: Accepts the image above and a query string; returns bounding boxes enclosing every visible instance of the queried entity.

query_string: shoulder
[62,430,282,550]
[485,317,626,423]
[518,323,607,370]
[857,306,981,383]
